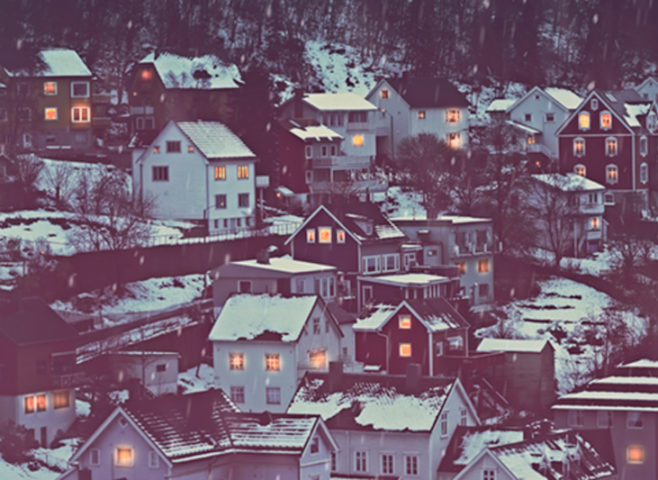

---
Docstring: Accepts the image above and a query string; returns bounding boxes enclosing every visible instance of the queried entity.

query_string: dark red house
[353,298,470,376]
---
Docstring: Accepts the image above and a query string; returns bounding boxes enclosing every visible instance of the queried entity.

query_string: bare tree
[609,234,653,281]
[42,161,74,208]
[13,154,43,192]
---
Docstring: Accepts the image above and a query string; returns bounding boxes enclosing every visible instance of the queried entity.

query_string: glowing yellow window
[579,112,590,130]
[527,136,535,145]
[71,106,90,123]
[265,353,280,371]
[447,109,460,123]
[457,262,466,274]
[478,259,490,273]
[380,89,389,99]
[318,227,332,244]
[188,145,194,153]
[306,229,316,243]
[600,112,612,129]
[574,165,586,177]
[24,396,35,414]
[53,391,70,409]
[399,343,412,357]
[237,165,249,179]
[214,165,226,180]
[418,111,426,119]
[229,352,244,370]
[627,445,645,464]
[43,82,57,95]
[591,217,600,229]
[44,107,57,121]
[448,133,460,149]
[337,229,346,243]
[141,69,153,80]
[398,315,412,329]
[352,134,364,147]
[153,145,160,154]
[115,447,134,467]
[36,394,46,412]
[309,349,327,369]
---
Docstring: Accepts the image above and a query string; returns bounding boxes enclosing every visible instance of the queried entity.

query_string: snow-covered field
[0,458,60,480]
[477,277,650,394]
[383,185,426,218]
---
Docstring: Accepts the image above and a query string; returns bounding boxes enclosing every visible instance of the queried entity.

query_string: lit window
[627,445,645,464]
[44,107,58,121]
[380,89,389,99]
[43,82,57,95]
[266,387,281,404]
[152,166,169,182]
[309,349,327,369]
[188,145,194,153]
[640,163,648,184]
[352,134,364,146]
[141,69,153,80]
[457,262,466,274]
[527,135,535,145]
[399,315,412,329]
[448,132,460,149]
[230,386,245,403]
[640,136,648,156]
[71,106,90,123]
[399,343,412,357]
[446,109,460,123]
[265,353,280,371]
[24,396,35,414]
[214,165,226,180]
[318,227,332,243]
[573,138,585,157]
[115,447,134,467]
[71,81,90,98]
[478,259,490,273]
[153,145,160,154]
[418,110,426,119]
[574,164,586,177]
[36,394,46,412]
[579,111,590,130]
[53,391,70,409]
[600,111,612,129]
[606,164,618,185]
[237,165,249,179]
[229,352,244,370]
[337,229,346,243]
[306,229,316,243]
[591,217,600,230]
[405,455,418,475]
[310,437,319,454]
[605,137,617,156]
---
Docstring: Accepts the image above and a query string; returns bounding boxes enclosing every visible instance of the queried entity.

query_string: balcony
[453,242,493,257]
[577,202,604,215]
[311,155,371,170]
[526,143,553,158]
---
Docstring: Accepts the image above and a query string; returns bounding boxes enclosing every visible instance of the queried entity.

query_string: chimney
[186,391,215,430]
[256,249,270,264]
[328,361,344,391]
[259,410,273,426]
[405,363,422,392]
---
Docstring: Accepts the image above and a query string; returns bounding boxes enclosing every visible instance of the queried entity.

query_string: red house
[353,298,470,376]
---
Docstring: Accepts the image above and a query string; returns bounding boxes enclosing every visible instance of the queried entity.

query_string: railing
[454,242,493,256]
[311,155,371,170]
[130,105,154,115]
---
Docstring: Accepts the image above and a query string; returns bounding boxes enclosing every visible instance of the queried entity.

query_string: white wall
[409,107,469,149]
[295,302,343,372]
[366,80,411,157]
[111,354,179,396]
[449,452,515,480]
[636,78,658,103]
[207,160,256,234]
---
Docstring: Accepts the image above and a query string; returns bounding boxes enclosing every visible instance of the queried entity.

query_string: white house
[635,76,658,103]
[132,120,256,234]
[366,77,470,157]
[57,389,337,480]
[486,86,583,160]
[288,363,480,480]
[105,351,180,396]
[208,294,343,413]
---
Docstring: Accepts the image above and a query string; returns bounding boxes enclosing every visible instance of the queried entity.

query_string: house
[132,120,256,234]
[103,351,180,396]
[553,358,658,480]
[486,86,583,161]
[357,273,459,310]
[0,48,108,152]
[438,426,616,480]
[391,215,495,307]
[476,338,555,412]
[128,52,242,143]
[353,298,470,376]
[288,362,480,480]
[58,389,337,480]
[634,76,658,103]
[0,298,80,446]
[275,118,387,204]
[366,77,470,157]
[556,89,657,210]
[208,294,343,413]
[211,255,338,311]
[525,173,606,257]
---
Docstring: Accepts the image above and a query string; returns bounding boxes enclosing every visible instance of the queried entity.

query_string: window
[363,255,379,274]
[90,448,100,466]
[18,107,31,122]
[591,217,600,230]
[238,193,249,208]
[399,343,412,357]
[53,391,70,409]
[309,349,327,369]
[152,145,160,154]
[456,262,466,275]
[591,98,599,110]
[483,469,496,480]
[399,314,412,329]
[573,138,585,157]
[647,112,657,132]
[527,135,535,145]
[574,164,586,177]
[71,106,90,123]
[600,111,612,129]
[266,387,281,404]
[305,145,312,158]
[352,134,364,146]
[440,412,448,436]
[447,336,464,352]
[448,132,460,149]
[155,363,166,373]
[148,451,159,469]
[640,162,648,184]
[166,141,181,153]
[35,394,46,412]
[215,194,227,209]
[435,341,444,357]
[230,386,245,403]
[17,82,29,96]
[318,226,332,243]
[579,111,590,130]
[569,410,585,427]
[605,137,618,156]
[479,283,490,298]
[331,452,337,471]
[306,229,316,243]
[381,454,394,474]
[0,108,7,122]
[337,229,346,243]
[545,112,555,122]
[237,165,249,179]
[188,145,194,153]
[265,353,280,371]
[418,110,426,119]
[115,447,134,467]
[606,164,618,184]
[229,352,244,370]
[405,455,418,475]
[24,396,35,414]
[627,445,645,464]
[355,451,367,472]
[71,81,90,97]
[348,111,367,123]
[44,107,58,121]
[238,280,251,293]
[478,259,490,273]
[604,192,615,205]
[330,145,337,155]
[524,113,532,122]
[627,411,643,429]
[460,408,468,426]
[447,109,460,123]
[321,145,327,157]
[640,136,648,156]
[214,166,226,180]
[383,253,399,272]
[597,411,612,428]
[43,81,57,95]
[380,89,389,99]
[310,436,320,454]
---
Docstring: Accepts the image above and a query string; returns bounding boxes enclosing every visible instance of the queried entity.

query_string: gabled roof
[139,52,242,90]
[505,86,582,115]
[531,173,605,192]
[506,119,541,135]
[486,98,517,113]
[8,48,92,77]
[302,92,377,111]
[635,76,658,92]
[476,338,551,354]
[376,77,469,108]
[176,121,255,160]
[0,298,77,346]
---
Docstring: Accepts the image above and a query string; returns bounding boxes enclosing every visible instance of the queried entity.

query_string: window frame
[545,112,555,123]
[404,454,419,476]
[446,109,460,123]
[606,164,618,185]
[605,136,618,157]
[399,343,412,358]
[310,436,320,454]
[44,107,58,121]
[148,451,159,469]
[440,412,449,437]
[230,385,245,403]
[71,106,90,123]
[53,391,70,409]
[36,394,46,412]
[627,445,645,464]
[640,136,648,157]
[90,448,101,466]
[478,259,490,274]
[417,110,426,120]
[304,145,312,159]
[265,353,281,372]
[229,352,245,371]
[380,89,389,99]
[238,193,249,208]
[597,410,612,428]
[599,110,612,130]
[640,162,648,185]
[578,111,591,131]
[574,164,586,177]
[266,386,281,405]
[363,255,380,274]
[627,411,643,429]
[573,137,585,157]
[336,229,346,244]
[306,228,316,243]
[318,226,332,244]
[382,253,399,272]
[568,409,585,427]
[115,446,134,467]
[237,165,250,179]
[215,194,227,209]
[352,134,364,146]
[166,141,181,153]
[381,453,394,474]
[398,314,412,330]
[214,165,226,180]
[590,98,599,110]
[70,81,90,98]
[355,451,368,472]
[43,81,57,96]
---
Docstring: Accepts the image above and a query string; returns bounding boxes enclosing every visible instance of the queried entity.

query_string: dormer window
[380,89,389,99]
[600,111,612,130]
[590,98,599,110]
[579,112,590,130]
[574,164,586,177]
[573,138,585,157]
[605,137,618,156]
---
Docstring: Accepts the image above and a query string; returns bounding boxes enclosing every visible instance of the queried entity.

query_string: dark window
[238,193,249,208]
[215,194,227,209]
[156,364,166,372]
[238,280,252,293]
[152,166,169,181]
[266,387,281,404]
[36,360,47,376]
[166,141,181,153]
[348,111,367,123]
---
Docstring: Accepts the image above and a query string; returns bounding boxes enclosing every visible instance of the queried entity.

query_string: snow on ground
[75,398,90,417]
[383,185,426,218]
[0,457,59,480]
[559,248,616,276]
[178,363,216,394]
[477,276,649,394]
[33,438,79,471]
[36,158,123,201]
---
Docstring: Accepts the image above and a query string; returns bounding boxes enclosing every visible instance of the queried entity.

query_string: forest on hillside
[1,0,657,95]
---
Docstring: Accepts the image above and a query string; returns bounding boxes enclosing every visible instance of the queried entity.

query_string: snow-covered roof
[506,119,541,135]
[353,304,398,331]
[208,294,319,342]
[486,98,516,113]
[590,376,658,386]
[360,273,450,287]
[9,48,92,77]
[476,338,550,354]
[622,359,658,369]
[140,52,242,89]
[289,124,343,141]
[111,350,179,357]
[624,102,651,127]
[545,87,583,110]
[288,373,455,432]
[437,215,492,224]
[228,257,336,274]
[554,390,658,410]
[176,121,255,159]
[303,92,377,111]
[439,427,525,472]
[531,173,605,192]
